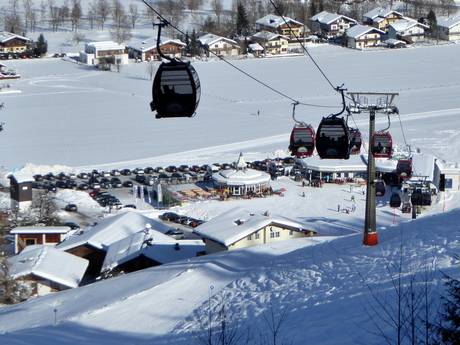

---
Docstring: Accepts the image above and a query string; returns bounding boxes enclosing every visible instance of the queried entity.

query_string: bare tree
[4,0,23,33]
[128,3,139,29]
[96,0,110,30]
[70,0,82,31]
[23,0,35,31]
[211,0,223,29]
[87,0,97,30]
[186,0,203,14]
[260,303,290,345]
[110,0,131,44]
[39,0,47,25]
[157,0,185,32]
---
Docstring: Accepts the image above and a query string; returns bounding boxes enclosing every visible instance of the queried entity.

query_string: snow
[437,15,460,28]
[0,31,30,43]
[127,37,186,53]
[213,168,271,186]
[10,226,71,234]
[300,153,367,172]
[390,18,429,32]
[410,152,436,181]
[194,207,317,247]
[8,245,88,289]
[85,41,126,52]
[255,14,304,28]
[251,30,288,41]
[346,24,384,39]
[56,211,171,251]
[363,7,402,20]
[310,11,357,25]
[198,33,238,46]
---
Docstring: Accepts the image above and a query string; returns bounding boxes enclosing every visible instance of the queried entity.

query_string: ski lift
[411,189,423,206]
[150,20,201,118]
[396,159,412,181]
[389,192,402,208]
[375,179,386,196]
[289,102,315,158]
[371,113,392,158]
[401,202,411,213]
[422,189,432,206]
[348,128,362,155]
[316,87,350,159]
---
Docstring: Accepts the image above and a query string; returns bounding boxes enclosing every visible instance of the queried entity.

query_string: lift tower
[348,92,399,246]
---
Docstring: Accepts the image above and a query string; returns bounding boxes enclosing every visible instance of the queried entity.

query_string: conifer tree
[439,277,460,345]
[236,2,249,36]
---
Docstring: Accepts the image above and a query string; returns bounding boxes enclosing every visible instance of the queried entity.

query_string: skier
[351,195,355,202]
[337,204,340,212]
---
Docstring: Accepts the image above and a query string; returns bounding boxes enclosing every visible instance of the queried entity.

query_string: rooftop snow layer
[390,19,428,32]
[127,37,186,52]
[198,33,238,47]
[256,14,304,28]
[346,24,385,39]
[8,245,88,288]
[437,15,460,28]
[86,41,126,51]
[10,226,71,234]
[363,7,402,20]
[0,31,30,43]
[300,154,367,172]
[310,11,357,25]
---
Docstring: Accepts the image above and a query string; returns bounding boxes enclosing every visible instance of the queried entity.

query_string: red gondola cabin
[289,125,315,158]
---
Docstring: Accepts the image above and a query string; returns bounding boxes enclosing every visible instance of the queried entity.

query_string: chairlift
[348,128,362,155]
[411,189,423,206]
[389,192,402,208]
[289,102,315,158]
[375,180,386,196]
[150,20,201,118]
[316,87,350,159]
[396,159,412,181]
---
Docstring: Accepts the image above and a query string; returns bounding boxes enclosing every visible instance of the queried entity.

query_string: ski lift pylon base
[363,231,378,246]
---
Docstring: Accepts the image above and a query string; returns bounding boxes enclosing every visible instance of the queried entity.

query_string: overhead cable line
[142,0,339,109]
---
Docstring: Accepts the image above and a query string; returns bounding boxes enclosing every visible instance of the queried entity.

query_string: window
[25,238,37,246]
[446,178,453,189]
[289,230,293,236]
[255,232,260,239]
[270,231,275,238]
[275,231,280,238]
[247,234,252,240]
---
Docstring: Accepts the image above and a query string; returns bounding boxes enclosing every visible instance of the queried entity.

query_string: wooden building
[310,11,357,38]
[388,19,429,43]
[346,25,385,49]
[128,38,186,61]
[10,226,71,254]
[9,172,33,212]
[437,15,460,41]
[255,14,307,39]
[363,8,405,32]
[198,33,240,57]
[250,31,289,55]
[0,32,30,55]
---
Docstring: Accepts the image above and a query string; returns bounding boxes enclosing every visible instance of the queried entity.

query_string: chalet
[128,37,186,61]
[250,31,289,55]
[310,11,357,38]
[363,8,405,32]
[10,226,71,254]
[437,15,460,41]
[194,208,316,254]
[8,171,33,212]
[255,14,307,39]
[8,245,88,296]
[101,228,204,274]
[346,25,385,49]
[388,19,429,43]
[198,33,240,57]
[80,41,128,66]
[0,32,30,55]
[248,42,264,57]
[56,211,172,277]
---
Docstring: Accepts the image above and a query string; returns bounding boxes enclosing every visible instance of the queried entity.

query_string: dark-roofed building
[0,32,30,55]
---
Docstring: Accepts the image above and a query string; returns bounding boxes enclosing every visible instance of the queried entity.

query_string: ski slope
[1,44,460,170]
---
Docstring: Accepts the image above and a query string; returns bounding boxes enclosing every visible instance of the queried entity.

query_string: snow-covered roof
[310,11,357,25]
[8,170,34,183]
[128,37,186,53]
[248,43,264,51]
[389,19,429,32]
[194,207,315,247]
[57,211,172,251]
[410,152,435,182]
[437,15,460,29]
[8,245,88,288]
[436,160,460,174]
[300,154,367,172]
[101,229,204,272]
[251,31,288,41]
[363,7,403,20]
[0,31,30,43]
[212,168,270,186]
[10,226,71,235]
[384,38,407,46]
[86,41,125,51]
[198,33,238,47]
[256,14,304,28]
[346,24,385,39]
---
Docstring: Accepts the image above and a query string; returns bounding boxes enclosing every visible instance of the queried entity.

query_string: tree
[23,0,35,32]
[96,0,110,30]
[128,3,139,29]
[211,0,223,29]
[186,0,203,14]
[189,29,200,57]
[427,9,438,41]
[236,1,250,36]
[438,277,460,344]
[87,0,97,30]
[36,33,47,56]
[70,0,82,31]
[110,1,131,44]
[4,0,23,34]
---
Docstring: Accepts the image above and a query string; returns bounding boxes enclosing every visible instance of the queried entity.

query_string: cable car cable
[142,0,338,109]
[397,113,409,148]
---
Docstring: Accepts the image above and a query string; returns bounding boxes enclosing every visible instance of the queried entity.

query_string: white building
[437,15,460,41]
[80,41,128,66]
[300,154,368,181]
[127,37,186,61]
[212,153,271,196]
[198,33,240,57]
[346,24,385,49]
[8,245,89,296]
[310,11,358,38]
[434,160,460,191]
[194,208,316,254]
[388,19,429,42]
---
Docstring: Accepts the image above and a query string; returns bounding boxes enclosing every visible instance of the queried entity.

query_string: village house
[8,172,33,212]
[310,11,357,38]
[80,41,128,67]
[0,32,30,55]
[255,14,307,39]
[250,31,289,55]
[10,226,72,254]
[194,208,316,254]
[128,37,186,61]
[212,152,271,196]
[56,211,171,277]
[436,15,460,41]
[198,33,240,57]
[101,227,204,274]
[346,24,385,49]
[363,8,405,32]
[388,19,429,43]
[248,42,264,57]
[8,245,89,296]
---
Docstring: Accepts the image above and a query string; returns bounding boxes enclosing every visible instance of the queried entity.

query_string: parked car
[122,180,133,188]
[133,168,145,175]
[160,212,179,221]
[165,229,185,239]
[120,168,131,176]
[77,172,88,179]
[33,174,43,182]
[64,204,78,212]
[135,175,146,184]
[63,221,80,230]
[165,165,177,173]
[110,169,121,176]
[123,204,137,209]
[178,165,189,172]
[78,183,89,190]
[110,178,122,188]
[145,167,154,174]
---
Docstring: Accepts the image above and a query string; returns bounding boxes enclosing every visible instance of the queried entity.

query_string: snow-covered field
[1,43,460,171]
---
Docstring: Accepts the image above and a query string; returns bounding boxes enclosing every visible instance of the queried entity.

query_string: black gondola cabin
[315,117,350,159]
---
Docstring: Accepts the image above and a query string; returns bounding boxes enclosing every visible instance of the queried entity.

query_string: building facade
[363,8,405,32]
[80,41,128,66]
[310,11,357,38]
[198,34,240,57]
[128,38,186,61]
[11,226,71,254]
[437,16,460,41]
[0,32,30,54]
[255,14,306,39]
[251,31,289,55]
[346,25,385,49]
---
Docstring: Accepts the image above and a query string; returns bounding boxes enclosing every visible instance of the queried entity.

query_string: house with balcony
[363,8,405,32]
[250,31,289,55]
[388,19,429,43]
[255,14,307,39]
[346,24,385,49]
[80,41,128,67]
[310,11,357,38]
[10,226,72,254]
[128,37,186,61]
[437,15,460,41]
[0,32,30,55]
[198,33,240,57]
